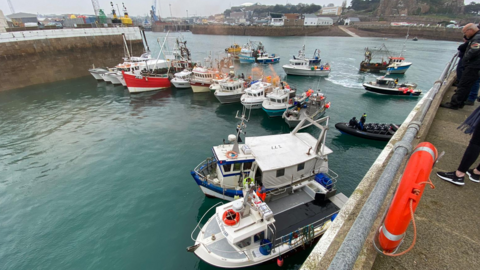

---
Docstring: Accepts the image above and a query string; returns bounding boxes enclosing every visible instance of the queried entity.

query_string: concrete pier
[302,68,480,269]
[0,28,144,92]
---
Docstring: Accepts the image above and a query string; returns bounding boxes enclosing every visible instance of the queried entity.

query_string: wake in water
[325,59,378,89]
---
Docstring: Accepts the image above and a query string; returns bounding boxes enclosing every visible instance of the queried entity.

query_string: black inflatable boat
[335,122,400,141]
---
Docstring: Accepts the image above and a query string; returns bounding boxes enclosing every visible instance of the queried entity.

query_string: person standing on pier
[441,23,480,110]
[437,106,480,185]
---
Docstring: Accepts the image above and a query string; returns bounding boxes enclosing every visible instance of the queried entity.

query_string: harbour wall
[190,25,350,37]
[0,28,144,92]
[350,24,462,41]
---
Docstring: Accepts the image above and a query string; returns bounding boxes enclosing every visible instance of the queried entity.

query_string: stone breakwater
[0,30,143,91]
[191,25,350,37]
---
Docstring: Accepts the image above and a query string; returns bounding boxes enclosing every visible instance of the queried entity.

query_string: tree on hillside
[465,2,480,14]
[351,0,380,11]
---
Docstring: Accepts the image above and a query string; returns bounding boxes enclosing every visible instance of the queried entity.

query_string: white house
[0,10,8,32]
[317,17,333,26]
[321,7,342,15]
[304,14,318,26]
[271,18,284,26]
[345,17,360,25]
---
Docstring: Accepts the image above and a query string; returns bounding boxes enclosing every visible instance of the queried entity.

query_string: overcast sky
[0,1,479,17]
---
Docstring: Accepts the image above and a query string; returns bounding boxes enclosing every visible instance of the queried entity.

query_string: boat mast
[152,31,170,72]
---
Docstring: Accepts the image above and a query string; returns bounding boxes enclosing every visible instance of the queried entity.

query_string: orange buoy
[223,209,240,226]
[277,256,284,267]
[325,102,331,109]
[225,150,238,159]
[377,142,437,253]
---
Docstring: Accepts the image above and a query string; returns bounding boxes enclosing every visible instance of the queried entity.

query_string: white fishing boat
[240,81,273,109]
[283,90,330,128]
[291,45,321,65]
[262,87,297,117]
[171,70,193,88]
[209,77,225,92]
[89,67,108,81]
[105,69,122,85]
[214,79,246,104]
[363,77,421,96]
[188,115,347,268]
[190,67,218,93]
[282,59,331,77]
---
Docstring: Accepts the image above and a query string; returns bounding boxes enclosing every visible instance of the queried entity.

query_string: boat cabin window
[254,231,265,243]
[235,237,252,248]
[233,163,242,171]
[276,168,285,177]
[243,162,253,170]
[297,163,305,171]
[223,164,232,173]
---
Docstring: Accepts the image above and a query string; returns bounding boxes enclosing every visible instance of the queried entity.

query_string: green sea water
[0,32,458,270]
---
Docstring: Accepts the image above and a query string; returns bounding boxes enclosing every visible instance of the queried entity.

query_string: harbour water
[0,33,457,270]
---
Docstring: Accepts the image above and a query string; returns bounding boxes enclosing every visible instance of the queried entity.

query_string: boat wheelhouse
[191,115,333,201]
[262,87,297,117]
[214,79,246,104]
[240,82,273,109]
[190,67,218,93]
[171,70,193,88]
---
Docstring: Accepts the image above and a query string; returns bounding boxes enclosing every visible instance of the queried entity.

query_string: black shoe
[466,169,480,183]
[465,100,475,106]
[477,97,480,102]
[440,102,459,110]
[437,171,465,186]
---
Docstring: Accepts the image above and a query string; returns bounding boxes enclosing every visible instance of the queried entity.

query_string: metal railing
[327,52,458,270]
[0,27,142,43]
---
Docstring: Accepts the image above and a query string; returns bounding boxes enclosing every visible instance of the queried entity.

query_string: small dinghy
[335,122,400,141]
[363,77,421,96]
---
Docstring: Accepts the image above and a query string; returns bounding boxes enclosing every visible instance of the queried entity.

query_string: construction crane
[110,2,121,24]
[91,0,100,16]
[7,0,15,14]
[121,2,132,25]
[151,0,159,22]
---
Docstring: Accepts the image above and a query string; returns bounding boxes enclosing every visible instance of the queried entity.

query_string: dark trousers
[458,122,480,172]
[457,58,464,81]
[451,67,480,107]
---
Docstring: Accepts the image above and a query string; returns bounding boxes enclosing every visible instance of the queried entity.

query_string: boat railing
[190,201,224,241]
[194,157,217,180]
[192,210,338,256]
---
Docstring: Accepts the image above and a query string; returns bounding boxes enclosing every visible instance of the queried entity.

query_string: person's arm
[463,37,480,64]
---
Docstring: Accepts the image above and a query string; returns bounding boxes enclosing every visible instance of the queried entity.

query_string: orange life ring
[288,98,293,104]
[377,142,437,253]
[223,209,240,226]
[226,151,238,159]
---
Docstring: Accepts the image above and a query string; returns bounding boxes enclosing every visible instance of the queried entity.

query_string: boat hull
[335,123,393,141]
[283,66,330,77]
[171,80,191,88]
[257,57,280,64]
[241,101,263,109]
[100,74,112,83]
[89,72,103,80]
[359,63,411,74]
[214,92,243,104]
[363,84,421,96]
[239,55,255,63]
[191,171,241,201]
[191,82,211,93]
[262,106,293,117]
[123,72,171,93]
